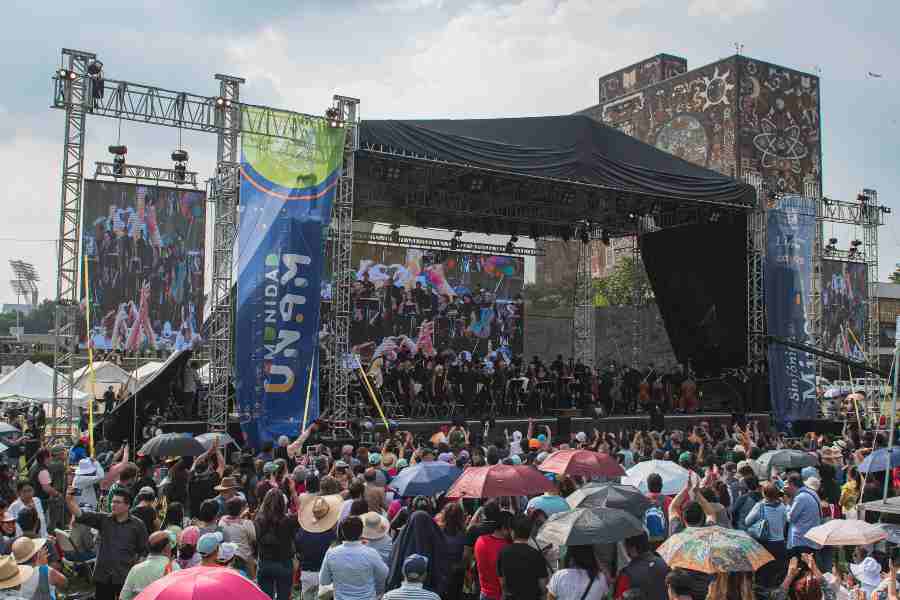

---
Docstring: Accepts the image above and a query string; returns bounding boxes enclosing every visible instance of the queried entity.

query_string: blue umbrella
[859,448,900,474]
[389,461,462,497]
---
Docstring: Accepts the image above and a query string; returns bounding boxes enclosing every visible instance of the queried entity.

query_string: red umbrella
[136,566,269,600]
[538,449,626,478]
[447,465,555,499]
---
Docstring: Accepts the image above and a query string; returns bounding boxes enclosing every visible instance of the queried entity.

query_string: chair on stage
[445,390,465,418]
[506,379,529,416]
[381,390,405,419]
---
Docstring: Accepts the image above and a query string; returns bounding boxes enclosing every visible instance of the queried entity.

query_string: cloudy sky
[1,0,898,303]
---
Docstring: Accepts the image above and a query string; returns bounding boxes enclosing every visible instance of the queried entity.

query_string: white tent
[73,361,133,398]
[131,361,165,383]
[0,361,90,406]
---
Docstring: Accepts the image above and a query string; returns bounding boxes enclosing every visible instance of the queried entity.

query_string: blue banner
[765,194,817,428]
[235,110,346,448]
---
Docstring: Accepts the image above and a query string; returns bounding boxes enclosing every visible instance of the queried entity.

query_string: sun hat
[0,512,15,523]
[361,512,389,540]
[804,476,821,491]
[180,526,201,547]
[851,557,882,588]
[298,494,343,533]
[403,554,429,581]
[213,476,240,492]
[75,458,97,476]
[197,532,223,557]
[11,537,46,564]
[217,542,237,564]
[0,556,33,590]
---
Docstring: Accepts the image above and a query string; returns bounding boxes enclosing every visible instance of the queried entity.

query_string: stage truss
[50,48,353,435]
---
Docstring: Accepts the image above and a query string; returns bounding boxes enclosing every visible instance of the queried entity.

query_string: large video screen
[821,259,867,361]
[324,243,525,363]
[80,180,206,352]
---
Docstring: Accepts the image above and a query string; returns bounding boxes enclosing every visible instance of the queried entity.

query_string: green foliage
[0,299,56,334]
[593,257,653,307]
[524,271,576,317]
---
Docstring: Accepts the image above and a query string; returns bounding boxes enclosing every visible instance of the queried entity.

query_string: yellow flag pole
[301,349,315,430]
[357,363,390,430]
[82,253,95,457]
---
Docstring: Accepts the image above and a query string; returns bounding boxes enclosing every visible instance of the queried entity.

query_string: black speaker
[556,415,572,439]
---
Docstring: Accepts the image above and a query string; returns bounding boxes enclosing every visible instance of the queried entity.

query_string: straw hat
[299,494,343,533]
[12,537,46,565]
[0,556,33,589]
[213,476,240,492]
[361,512,389,540]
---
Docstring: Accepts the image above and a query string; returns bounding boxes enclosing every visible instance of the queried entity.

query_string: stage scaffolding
[50,48,351,435]
[573,222,595,369]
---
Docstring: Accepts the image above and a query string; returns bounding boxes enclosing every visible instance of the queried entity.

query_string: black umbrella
[139,433,206,457]
[536,507,645,547]
[566,482,653,519]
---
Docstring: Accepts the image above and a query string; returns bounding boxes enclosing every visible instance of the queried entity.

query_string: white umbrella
[622,460,690,495]
[195,432,238,449]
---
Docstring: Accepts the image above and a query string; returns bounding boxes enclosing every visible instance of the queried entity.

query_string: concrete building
[877,282,900,373]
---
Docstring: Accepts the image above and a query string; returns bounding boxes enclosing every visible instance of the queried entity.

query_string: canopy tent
[0,361,90,406]
[73,361,133,398]
[131,361,165,383]
[358,116,754,205]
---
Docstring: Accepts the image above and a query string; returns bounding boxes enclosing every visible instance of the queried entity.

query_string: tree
[524,270,576,317]
[891,266,900,285]
[593,256,653,307]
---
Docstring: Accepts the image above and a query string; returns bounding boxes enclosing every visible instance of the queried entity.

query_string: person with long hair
[161,502,187,538]
[705,572,753,600]
[439,502,467,600]
[254,487,299,599]
[745,482,789,589]
[547,544,608,600]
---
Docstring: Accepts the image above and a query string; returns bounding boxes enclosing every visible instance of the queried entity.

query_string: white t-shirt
[547,568,608,600]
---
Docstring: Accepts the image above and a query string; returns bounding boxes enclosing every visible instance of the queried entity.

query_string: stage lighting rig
[325,107,343,128]
[214,96,232,109]
[172,149,189,183]
[108,144,127,176]
[56,68,76,81]
[450,230,462,250]
[505,235,518,253]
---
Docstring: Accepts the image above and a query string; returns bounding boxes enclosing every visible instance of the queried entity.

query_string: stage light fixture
[108,145,127,176]
[325,107,342,128]
[56,68,68,79]
[828,237,838,246]
[386,166,401,180]
[214,96,232,108]
[470,177,484,192]
[172,149,189,183]
[851,239,862,247]
[628,212,637,220]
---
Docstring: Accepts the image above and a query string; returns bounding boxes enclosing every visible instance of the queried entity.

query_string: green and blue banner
[765,194,817,429]
[236,109,346,448]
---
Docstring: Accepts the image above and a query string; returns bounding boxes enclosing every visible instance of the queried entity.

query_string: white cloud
[687,0,768,21]
[374,0,445,12]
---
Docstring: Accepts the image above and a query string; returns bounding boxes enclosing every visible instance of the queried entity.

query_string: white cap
[575,432,587,443]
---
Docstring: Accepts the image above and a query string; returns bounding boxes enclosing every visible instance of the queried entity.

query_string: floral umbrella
[657,526,773,574]
[538,449,625,478]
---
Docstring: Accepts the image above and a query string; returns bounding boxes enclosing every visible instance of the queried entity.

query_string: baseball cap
[197,532,223,556]
[263,461,277,475]
[217,542,237,564]
[403,554,429,580]
[179,526,201,547]
[801,466,819,480]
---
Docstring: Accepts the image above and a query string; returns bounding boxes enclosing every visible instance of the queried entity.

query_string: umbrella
[622,460,690,495]
[390,461,462,497]
[0,422,19,434]
[756,449,818,472]
[657,526,773,574]
[858,448,900,474]
[447,465,555,499]
[538,449,626,478]
[536,507,644,547]
[195,432,237,450]
[135,566,269,600]
[805,520,887,546]
[566,482,652,518]
[138,433,206,458]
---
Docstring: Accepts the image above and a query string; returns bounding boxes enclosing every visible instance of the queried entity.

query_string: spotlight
[214,96,229,108]
[828,237,838,246]
[851,239,862,247]
[87,60,103,76]
[171,149,189,163]
[56,68,68,79]
[601,230,610,245]
[325,107,342,128]
[172,149,189,183]
[628,212,637,220]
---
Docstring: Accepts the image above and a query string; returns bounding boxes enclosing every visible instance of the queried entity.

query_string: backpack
[644,499,668,543]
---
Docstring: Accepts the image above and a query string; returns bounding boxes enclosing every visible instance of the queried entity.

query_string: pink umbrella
[136,566,269,600]
[447,465,555,499]
[538,449,626,478]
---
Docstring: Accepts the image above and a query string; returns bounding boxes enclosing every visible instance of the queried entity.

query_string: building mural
[581,54,821,194]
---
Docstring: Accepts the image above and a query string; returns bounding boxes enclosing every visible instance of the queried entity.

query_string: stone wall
[525,305,677,368]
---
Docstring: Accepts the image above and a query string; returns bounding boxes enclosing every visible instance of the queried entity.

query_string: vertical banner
[765,194,817,427]
[236,109,346,448]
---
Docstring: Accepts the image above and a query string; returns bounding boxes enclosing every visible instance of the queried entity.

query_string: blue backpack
[644,499,668,542]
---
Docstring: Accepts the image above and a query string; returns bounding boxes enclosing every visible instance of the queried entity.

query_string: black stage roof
[358,115,754,208]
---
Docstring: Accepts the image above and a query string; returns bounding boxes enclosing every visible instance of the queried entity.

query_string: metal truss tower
[743,171,769,367]
[326,95,360,428]
[573,222,595,369]
[206,74,244,431]
[51,49,94,437]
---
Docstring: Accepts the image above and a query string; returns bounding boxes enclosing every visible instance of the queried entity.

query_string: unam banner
[236,109,346,448]
[765,194,817,428]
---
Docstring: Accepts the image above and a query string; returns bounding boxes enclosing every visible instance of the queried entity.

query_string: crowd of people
[0,414,898,600]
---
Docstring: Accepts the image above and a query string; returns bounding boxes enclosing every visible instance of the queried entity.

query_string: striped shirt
[382,581,441,600]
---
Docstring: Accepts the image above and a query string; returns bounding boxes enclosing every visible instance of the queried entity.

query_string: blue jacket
[787,487,822,549]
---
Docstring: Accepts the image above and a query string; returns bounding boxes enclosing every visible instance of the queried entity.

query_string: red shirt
[474,534,510,600]
[645,492,672,515]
